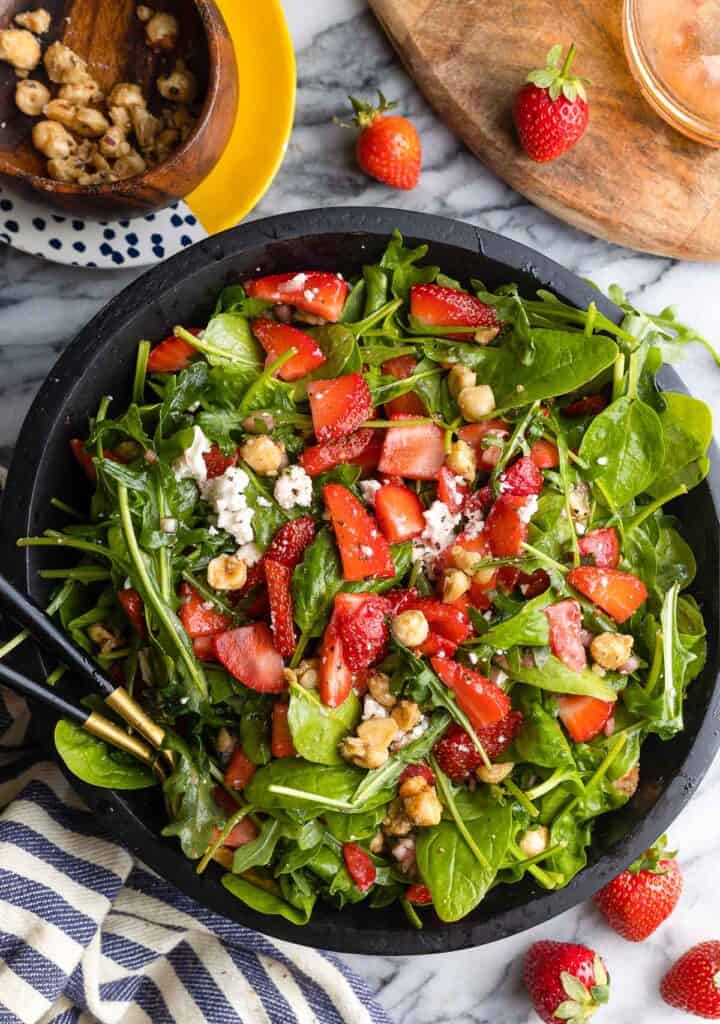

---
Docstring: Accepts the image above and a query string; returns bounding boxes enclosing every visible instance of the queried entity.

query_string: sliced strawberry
[568,566,648,623]
[431,657,510,730]
[323,483,395,581]
[265,516,316,569]
[530,439,560,469]
[398,763,435,787]
[499,456,544,496]
[405,884,433,905]
[213,785,239,815]
[465,485,494,515]
[497,566,521,593]
[179,582,232,638]
[251,318,326,381]
[203,445,238,479]
[335,592,391,672]
[264,559,296,658]
[245,272,349,322]
[416,632,458,658]
[214,623,285,693]
[271,702,296,757]
[486,495,531,557]
[385,588,419,614]
[563,393,608,418]
[70,438,97,481]
[458,421,511,470]
[193,634,219,661]
[375,483,425,543]
[558,694,615,743]
[319,620,353,707]
[378,420,445,480]
[117,588,145,637]
[382,355,426,418]
[519,569,551,598]
[224,746,257,789]
[468,581,493,612]
[433,714,523,781]
[578,527,620,569]
[343,842,376,894]
[410,284,501,333]
[545,599,587,673]
[437,466,470,514]
[349,430,384,474]
[308,374,373,442]
[300,429,378,477]
[216,817,259,849]
[147,330,199,373]
[408,598,472,643]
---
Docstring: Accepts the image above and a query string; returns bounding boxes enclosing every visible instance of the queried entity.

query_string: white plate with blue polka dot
[0,181,209,268]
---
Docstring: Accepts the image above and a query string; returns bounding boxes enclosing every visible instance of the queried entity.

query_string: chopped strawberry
[178,582,232,638]
[468,581,493,612]
[335,592,391,671]
[271,702,296,757]
[410,284,501,336]
[431,657,510,730]
[213,623,285,693]
[398,763,435,787]
[265,516,316,569]
[530,438,560,469]
[245,272,349,323]
[70,438,97,481]
[385,588,419,614]
[308,374,373,443]
[466,485,494,514]
[558,694,615,743]
[437,466,470,513]
[349,430,384,474]
[343,842,377,893]
[213,785,239,815]
[224,745,257,790]
[433,714,523,781]
[192,635,219,661]
[416,633,458,658]
[375,483,425,543]
[578,527,620,570]
[408,598,472,643]
[215,817,259,849]
[545,599,587,672]
[242,562,266,593]
[251,318,326,381]
[378,420,445,480]
[563,393,608,418]
[568,566,648,623]
[486,494,531,557]
[382,355,426,418]
[458,421,511,470]
[323,483,395,581]
[519,569,551,598]
[405,884,433,905]
[203,445,238,479]
[497,566,521,593]
[300,429,378,477]
[147,330,199,373]
[264,559,296,658]
[117,588,145,637]
[319,620,353,707]
[499,456,544,496]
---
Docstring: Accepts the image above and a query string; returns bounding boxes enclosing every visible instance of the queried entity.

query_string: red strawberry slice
[431,657,510,730]
[437,466,470,514]
[458,421,511,470]
[179,582,232,638]
[416,633,458,658]
[382,355,426,417]
[563,393,608,418]
[265,516,316,569]
[545,599,587,672]
[244,272,349,322]
[335,592,391,672]
[410,284,501,336]
[147,330,199,373]
[70,438,97,481]
[578,527,620,569]
[385,588,419,614]
[519,569,551,598]
[214,623,285,693]
[343,842,377,893]
[224,746,257,790]
[378,420,445,480]
[251,318,326,381]
[499,456,544,496]
[486,494,532,557]
[530,438,560,469]
[398,763,435,787]
[216,817,259,849]
[203,445,238,479]
[117,588,145,637]
[374,483,425,543]
[408,598,471,644]
[193,635,219,661]
[308,374,373,442]
[264,559,296,658]
[433,714,523,781]
[497,566,521,593]
[323,483,395,581]
[558,694,615,743]
[568,566,648,623]
[300,429,379,478]
[271,702,296,757]
[405,884,433,905]
[319,620,353,707]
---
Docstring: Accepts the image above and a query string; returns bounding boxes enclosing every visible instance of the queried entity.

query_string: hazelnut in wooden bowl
[0,0,238,220]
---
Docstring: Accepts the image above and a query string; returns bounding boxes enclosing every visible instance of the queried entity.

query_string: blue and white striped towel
[0,688,393,1024]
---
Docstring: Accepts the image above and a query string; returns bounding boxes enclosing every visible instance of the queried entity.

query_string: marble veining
[1,2,719,1020]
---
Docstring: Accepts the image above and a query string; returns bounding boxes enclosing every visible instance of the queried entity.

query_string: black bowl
[2,208,719,955]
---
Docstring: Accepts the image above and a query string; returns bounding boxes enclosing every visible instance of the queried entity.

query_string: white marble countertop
[1,2,719,1020]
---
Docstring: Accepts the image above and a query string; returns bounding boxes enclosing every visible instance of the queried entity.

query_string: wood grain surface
[370,0,720,261]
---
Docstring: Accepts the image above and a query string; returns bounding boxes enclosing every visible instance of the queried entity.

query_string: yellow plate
[185,0,296,235]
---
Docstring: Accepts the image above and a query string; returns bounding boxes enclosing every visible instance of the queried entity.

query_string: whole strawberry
[513,44,589,163]
[524,941,609,1024]
[593,835,682,942]
[337,91,421,190]
[661,941,720,1019]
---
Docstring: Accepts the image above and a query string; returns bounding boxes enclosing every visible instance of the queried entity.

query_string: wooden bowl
[0,0,238,220]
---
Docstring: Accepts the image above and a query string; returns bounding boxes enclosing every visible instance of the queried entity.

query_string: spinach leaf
[655,520,697,595]
[324,807,386,842]
[511,656,617,701]
[299,325,361,393]
[161,738,221,858]
[288,684,361,765]
[196,314,263,370]
[647,393,713,498]
[54,719,156,790]
[232,818,285,873]
[579,396,664,507]
[241,466,287,550]
[527,493,574,560]
[222,874,314,925]
[476,592,553,649]
[292,528,342,637]
[511,686,576,770]
[245,760,393,815]
[214,285,273,318]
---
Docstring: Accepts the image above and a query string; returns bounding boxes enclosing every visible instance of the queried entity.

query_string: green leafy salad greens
[14,230,714,927]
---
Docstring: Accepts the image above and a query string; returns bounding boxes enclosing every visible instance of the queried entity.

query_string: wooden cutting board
[369,0,720,262]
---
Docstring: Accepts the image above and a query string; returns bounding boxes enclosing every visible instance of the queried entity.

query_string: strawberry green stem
[561,43,577,78]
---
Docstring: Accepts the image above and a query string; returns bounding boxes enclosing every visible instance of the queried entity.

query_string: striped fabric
[0,693,393,1024]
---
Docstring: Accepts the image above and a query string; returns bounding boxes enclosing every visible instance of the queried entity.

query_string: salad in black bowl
[3,210,719,953]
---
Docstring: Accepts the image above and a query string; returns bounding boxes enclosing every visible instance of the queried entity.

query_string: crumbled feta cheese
[468,651,479,665]
[274,465,313,510]
[160,517,177,534]
[462,506,485,539]
[517,495,539,524]
[201,466,255,545]
[236,542,262,566]
[596,456,609,466]
[173,426,211,483]
[362,696,389,720]
[257,496,271,508]
[208,525,219,536]
[412,500,461,575]
[360,479,382,505]
[575,521,587,536]
[390,715,429,751]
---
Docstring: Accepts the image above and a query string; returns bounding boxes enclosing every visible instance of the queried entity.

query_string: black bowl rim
[2,207,719,955]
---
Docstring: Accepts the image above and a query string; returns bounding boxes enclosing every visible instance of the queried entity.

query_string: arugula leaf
[158,362,210,436]
[161,737,221,858]
[578,396,665,507]
[288,683,361,765]
[476,592,553,649]
[510,656,618,701]
[379,229,439,300]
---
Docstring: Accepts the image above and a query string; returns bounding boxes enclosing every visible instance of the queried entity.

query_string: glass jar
[623,0,720,146]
